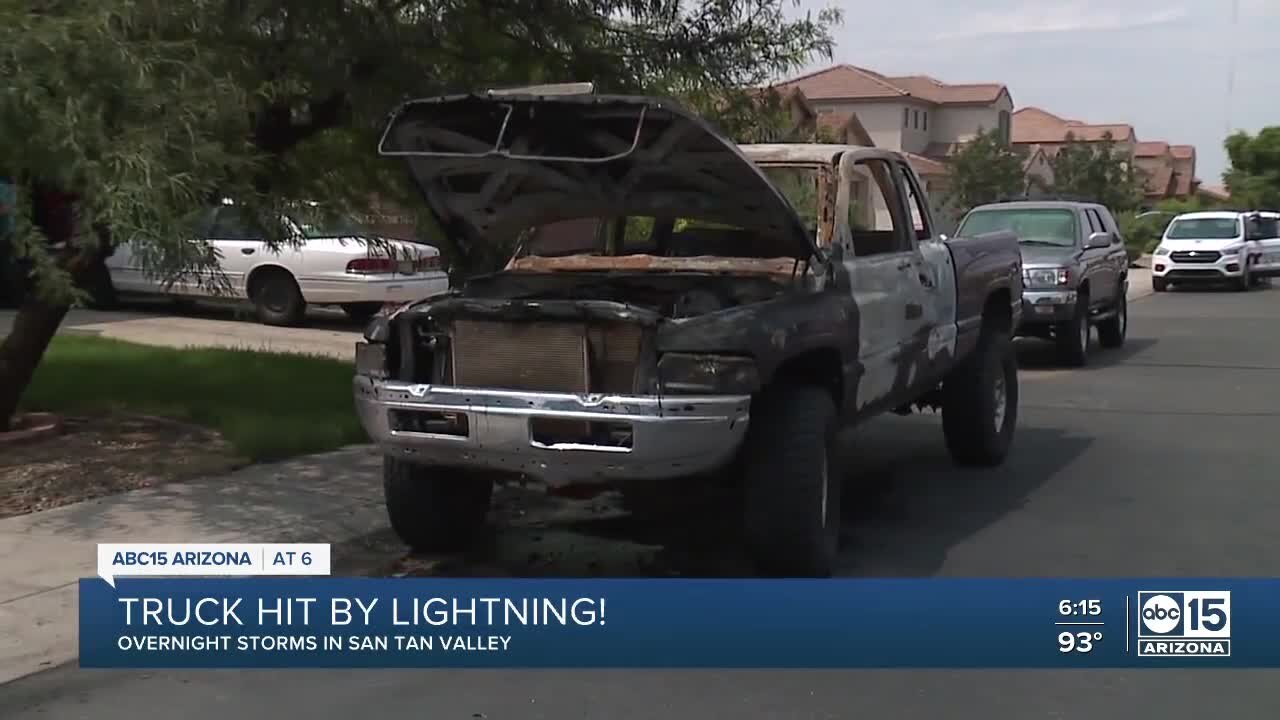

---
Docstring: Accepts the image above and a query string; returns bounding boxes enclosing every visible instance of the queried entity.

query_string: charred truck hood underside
[377,92,817,261]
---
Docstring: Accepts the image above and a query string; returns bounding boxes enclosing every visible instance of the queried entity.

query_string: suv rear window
[1165,218,1240,240]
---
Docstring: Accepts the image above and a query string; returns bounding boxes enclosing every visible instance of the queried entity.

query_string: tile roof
[1171,145,1195,159]
[905,152,948,176]
[775,64,1007,105]
[814,110,874,146]
[1011,107,1135,143]
[1135,141,1171,157]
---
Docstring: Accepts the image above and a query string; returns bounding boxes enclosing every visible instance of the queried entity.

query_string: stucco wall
[932,93,1013,144]
[813,100,907,151]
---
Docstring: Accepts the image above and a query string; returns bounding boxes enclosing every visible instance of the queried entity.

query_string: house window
[923,111,928,131]
[913,110,920,129]
[904,108,910,127]
[998,110,1011,144]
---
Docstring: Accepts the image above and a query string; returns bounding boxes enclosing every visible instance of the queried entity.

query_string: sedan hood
[378,92,816,260]
[1158,238,1244,251]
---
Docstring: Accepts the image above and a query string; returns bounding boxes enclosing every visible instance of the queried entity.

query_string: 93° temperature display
[1057,598,1105,654]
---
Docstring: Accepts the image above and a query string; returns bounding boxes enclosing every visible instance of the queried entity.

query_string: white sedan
[106,201,450,325]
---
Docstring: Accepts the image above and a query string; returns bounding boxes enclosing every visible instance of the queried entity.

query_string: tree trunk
[0,298,70,431]
[0,188,103,431]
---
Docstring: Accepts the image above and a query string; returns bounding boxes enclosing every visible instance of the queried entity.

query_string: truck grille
[449,320,644,394]
[1170,250,1220,263]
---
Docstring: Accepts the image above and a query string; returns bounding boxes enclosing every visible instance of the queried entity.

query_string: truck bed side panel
[946,230,1022,358]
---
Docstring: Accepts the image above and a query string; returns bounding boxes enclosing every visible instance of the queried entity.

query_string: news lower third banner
[80,576,1280,669]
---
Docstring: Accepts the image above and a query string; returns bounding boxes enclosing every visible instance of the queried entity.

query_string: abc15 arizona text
[1137,591,1231,657]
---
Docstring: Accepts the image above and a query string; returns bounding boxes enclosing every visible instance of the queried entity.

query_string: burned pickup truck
[354,90,1024,576]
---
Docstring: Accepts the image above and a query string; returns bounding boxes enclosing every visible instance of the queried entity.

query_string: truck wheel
[383,457,495,553]
[742,383,841,577]
[1054,297,1090,367]
[942,331,1018,467]
[1096,284,1127,349]
[1152,278,1168,292]
[250,268,306,326]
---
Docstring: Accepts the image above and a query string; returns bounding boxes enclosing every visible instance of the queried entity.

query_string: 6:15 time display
[1059,599,1101,616]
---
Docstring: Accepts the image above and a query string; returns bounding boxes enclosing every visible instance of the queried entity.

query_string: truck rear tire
[383,458,495,553]
[742,383,841,577]
[1097,285,1127,349]
[941,331,1018,467]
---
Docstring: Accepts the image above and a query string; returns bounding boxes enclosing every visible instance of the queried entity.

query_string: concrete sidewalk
[0,445,386,685]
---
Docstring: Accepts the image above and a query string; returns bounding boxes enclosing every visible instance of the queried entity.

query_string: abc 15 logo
[1137,591,1231,638]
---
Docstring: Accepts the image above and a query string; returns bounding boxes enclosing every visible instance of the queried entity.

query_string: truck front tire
[742,383,841,577]
[1096,283,1127,348]
[942,331,1018,467]
[383,457,495,553]
[1055,296,1090,366]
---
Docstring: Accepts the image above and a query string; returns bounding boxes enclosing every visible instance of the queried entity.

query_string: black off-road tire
[250,267,306,326]
[742,383,841,577]
[1097,283,1127,349]
[342,302,383,323]
[941,331,1018,467]
[1152,277,1168,292]
[1054,295,1090,367]
[383,457,495,553]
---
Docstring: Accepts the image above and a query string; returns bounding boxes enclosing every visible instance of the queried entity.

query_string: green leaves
[944,128,1027,214]
[1046,131,1144,212]
[1224,127,1280,209]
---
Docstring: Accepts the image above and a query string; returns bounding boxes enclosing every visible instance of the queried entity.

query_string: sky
[787,0,1280,183]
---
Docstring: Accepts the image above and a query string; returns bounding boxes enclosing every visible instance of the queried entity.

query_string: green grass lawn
[19,334,366,461]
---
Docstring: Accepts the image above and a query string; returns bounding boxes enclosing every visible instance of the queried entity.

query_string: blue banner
[79,578,1277,668]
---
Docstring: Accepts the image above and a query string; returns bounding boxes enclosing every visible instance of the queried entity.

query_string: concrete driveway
[4,278,1279,716]
[0,299,362,359]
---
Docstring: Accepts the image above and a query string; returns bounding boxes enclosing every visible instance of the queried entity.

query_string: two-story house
[771,64,1013,230]
[1011,107,1137,164]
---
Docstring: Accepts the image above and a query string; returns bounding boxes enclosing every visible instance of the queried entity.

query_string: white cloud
[931,2,1190,41]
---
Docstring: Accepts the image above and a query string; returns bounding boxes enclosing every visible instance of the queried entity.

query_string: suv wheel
[742,383,841,577]
[1097,283,1127,348]
[383,458,495,553]
[1152,277,1168,292]
[942,330,1018,467]
[1055,295,1090,366]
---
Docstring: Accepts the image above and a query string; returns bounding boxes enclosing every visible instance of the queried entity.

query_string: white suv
[1152,211,1280,292]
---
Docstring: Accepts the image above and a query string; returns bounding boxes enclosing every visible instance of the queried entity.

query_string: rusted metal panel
[451,320,588,392]
[507,254,799,279]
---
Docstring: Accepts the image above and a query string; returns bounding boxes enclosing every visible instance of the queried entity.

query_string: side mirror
[1086,231,1113,249]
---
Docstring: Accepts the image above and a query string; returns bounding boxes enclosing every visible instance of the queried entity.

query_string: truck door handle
[240,248,254,255]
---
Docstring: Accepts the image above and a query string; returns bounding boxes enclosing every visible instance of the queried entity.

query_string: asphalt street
[4,284,1280,719]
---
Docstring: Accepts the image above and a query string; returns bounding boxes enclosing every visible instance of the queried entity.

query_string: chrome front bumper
[1019,289,1078,326]
[353,377,751,486]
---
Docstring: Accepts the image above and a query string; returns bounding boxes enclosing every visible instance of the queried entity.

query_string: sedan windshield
[959,208,1077,247]
[1165,218,1240,240]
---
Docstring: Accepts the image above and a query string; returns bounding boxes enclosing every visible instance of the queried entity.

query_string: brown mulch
[0,414,248,519]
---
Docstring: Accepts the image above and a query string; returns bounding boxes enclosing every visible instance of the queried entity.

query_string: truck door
[895,161,957,390]
[1081,207,1117,307]
[837,153,928,413]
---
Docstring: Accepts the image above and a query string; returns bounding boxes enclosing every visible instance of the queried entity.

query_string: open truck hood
[377,92,817,260]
